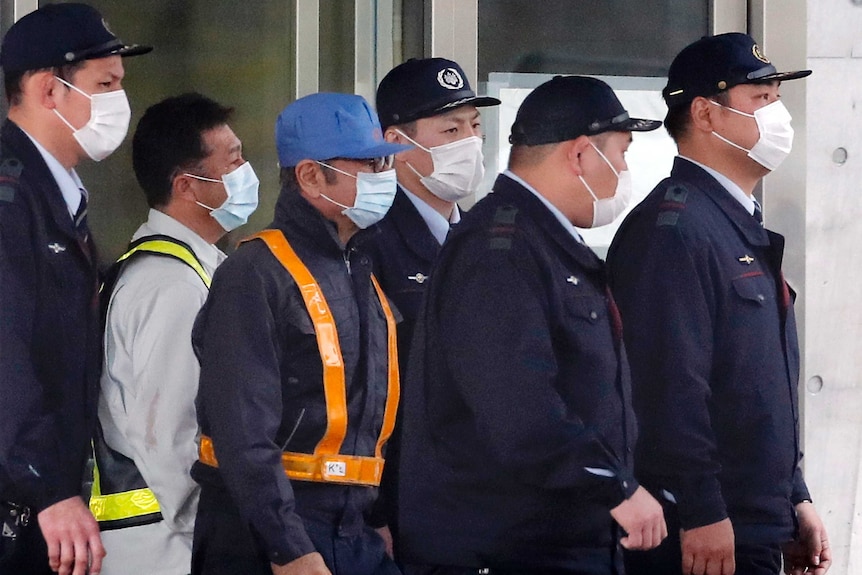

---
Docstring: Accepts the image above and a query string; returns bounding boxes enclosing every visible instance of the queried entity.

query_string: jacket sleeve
[0,188,74,510]
[193,249,315,566]
[436,236,637,510]
[790,465,811,504]
[104,272,207,536]
[610,222,727,530]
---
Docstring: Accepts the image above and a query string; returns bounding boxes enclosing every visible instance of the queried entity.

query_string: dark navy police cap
[376,58,500,130]
[663,32,811,108]
[1,3,152,74]
[509,76,662,146]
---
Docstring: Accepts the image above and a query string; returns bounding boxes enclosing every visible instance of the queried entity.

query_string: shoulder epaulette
[0,157,23,204]
[656,184,688,227]
[488,205,518,250]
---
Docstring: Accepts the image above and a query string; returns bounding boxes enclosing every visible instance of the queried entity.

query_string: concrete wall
[803,1,862,571]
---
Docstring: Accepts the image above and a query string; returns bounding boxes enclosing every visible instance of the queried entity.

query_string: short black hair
[4,62,85,106]
[132,93,234,208]
[664,90,730,143]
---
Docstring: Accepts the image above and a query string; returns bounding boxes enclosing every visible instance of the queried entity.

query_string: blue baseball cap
[663,33,811,108]
[1,3,152,74]
[276,93,413,168]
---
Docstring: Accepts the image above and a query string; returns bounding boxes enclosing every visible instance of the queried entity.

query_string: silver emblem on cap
[437,68,464,90]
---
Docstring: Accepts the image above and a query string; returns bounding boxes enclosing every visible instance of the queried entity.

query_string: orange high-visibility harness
[199,229,399,486]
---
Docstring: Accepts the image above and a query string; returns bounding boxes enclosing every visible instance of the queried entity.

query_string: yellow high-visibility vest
[90,236,210,528]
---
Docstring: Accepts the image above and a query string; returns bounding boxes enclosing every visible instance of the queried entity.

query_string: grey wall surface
[791,0,862,572]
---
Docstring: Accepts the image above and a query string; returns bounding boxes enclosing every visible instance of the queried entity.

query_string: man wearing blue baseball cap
[189,92,410,575]
[0,4,150,574]
[608,33,829,575]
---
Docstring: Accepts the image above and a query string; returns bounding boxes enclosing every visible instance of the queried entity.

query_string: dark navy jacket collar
[383,186,440,264]
[3,120,79,243]
[672,156,770,247]
[492,173,604,272]
[272,183,373,256]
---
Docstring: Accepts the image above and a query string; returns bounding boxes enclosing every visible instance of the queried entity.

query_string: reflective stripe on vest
[116,238,212,288]
[198,229,399,486]
[90,237,210,527]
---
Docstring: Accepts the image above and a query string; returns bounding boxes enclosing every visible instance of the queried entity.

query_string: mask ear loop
[315,161,357,210]
[708,100,758,153]
[394,130,433,180]
[578,140,619,202]
[589,142,621,178]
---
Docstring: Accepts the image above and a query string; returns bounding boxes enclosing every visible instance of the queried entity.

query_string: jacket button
[589,311,598,320]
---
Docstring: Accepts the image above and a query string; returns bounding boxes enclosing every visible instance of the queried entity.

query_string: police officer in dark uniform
[396,76,667,575]
[369,58,500,556]
[190,93,410,575]
[607,33,830,575]
[0,5,150,574]
[371,58,500,363]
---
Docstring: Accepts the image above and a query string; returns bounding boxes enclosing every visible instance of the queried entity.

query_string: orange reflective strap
[199,436,385,486]
[203,229,399,486]
[250,229,348,456]
[371,275,400,458]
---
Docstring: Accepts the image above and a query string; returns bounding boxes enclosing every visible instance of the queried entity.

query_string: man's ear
[563,136,593,177]
[690,97,716,134]
[384,127,402,144]
[295,160,324,199]
[171,172,194,203]
[32,71,60,110]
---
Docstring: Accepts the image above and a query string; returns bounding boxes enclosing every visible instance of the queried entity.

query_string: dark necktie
[74,192,89,242]
[753,198,764,226]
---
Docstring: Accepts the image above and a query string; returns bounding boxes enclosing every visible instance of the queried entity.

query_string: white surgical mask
[186,161,260,231]
[709,99,794,171]
[578,142,633,228]
[396,130,485,202]
[316,162,397,229]
[53,76,131,162]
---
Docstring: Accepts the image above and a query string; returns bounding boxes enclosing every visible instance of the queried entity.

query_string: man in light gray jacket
[92,93,258,574]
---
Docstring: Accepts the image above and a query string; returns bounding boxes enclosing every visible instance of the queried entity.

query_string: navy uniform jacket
[365,186,442,530]
[397,174,638,570]
[368,186,442,367]
[607,157,809,545]
[0,120,101,511]
[192,186,395,565]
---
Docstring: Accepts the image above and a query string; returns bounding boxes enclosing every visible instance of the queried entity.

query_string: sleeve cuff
[600,468,639,509]
[790,467,811,505]
[258,512,317,566]
[675,474,728,530]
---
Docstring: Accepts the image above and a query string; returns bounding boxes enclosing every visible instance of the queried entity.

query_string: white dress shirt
[679,155,756,216]
[503,170,585,244]
[22,129,86,218]
[401,184,461,245]
[99,209,225,575]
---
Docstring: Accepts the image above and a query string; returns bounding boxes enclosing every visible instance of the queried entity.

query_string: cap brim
[618,118,663,132]
[754,69,811,83]
[112,43,153,58]
[339,142,413,160]
[435,95,502,113]
[67,41,152,64]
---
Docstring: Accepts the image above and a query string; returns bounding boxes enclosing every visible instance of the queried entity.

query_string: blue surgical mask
[316,162,397,228]
[186,161,260,231]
